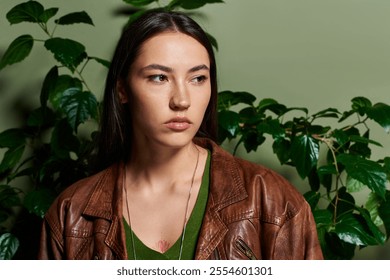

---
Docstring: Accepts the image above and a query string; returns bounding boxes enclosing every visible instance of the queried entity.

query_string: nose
[169,82,190,110]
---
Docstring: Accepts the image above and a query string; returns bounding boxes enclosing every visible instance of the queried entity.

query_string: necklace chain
[123,146,200,260]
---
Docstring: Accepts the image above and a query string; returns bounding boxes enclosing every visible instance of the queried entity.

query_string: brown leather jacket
[38,138,323,260]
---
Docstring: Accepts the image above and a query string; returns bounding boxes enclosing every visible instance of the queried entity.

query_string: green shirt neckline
[123,150,210,260]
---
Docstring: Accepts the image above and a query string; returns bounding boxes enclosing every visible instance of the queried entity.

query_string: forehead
[134,32,210,68]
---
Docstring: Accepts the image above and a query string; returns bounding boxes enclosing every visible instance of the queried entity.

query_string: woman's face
[121,32,211,149]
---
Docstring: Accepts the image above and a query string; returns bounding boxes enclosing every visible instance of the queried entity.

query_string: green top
[123,151,210,260]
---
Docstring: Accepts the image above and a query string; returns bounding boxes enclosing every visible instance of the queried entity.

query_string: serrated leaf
[218,91,256,111]
[291,134,319,179]
[44,38,87,72]
[60,88,98,132]
[55,11,94,26]
[0,35,34,70]
[6,1,44,24]
[242,129,265,153]
[39,7,59,23]
[349,135,382,147]
[0,129,26,149]
[328,187,355,219]
[346,176,365,193]
[0,233,19,260]
[337,154,387,199]
[256,119,285,138]
[89,57,111,68]
[313,209,333,229]
[366,103,390,133]
[335,213,379,246]
[49,75,83,109]
[378,191,390,239]
[23,189,57,218]
[218,110,240,137]
[355,206,386,244]
[365,192,384,227]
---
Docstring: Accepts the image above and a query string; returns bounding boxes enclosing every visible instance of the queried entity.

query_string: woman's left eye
[191,75,207,84]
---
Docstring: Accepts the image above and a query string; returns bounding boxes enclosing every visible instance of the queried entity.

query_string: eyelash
[147,74,208,84]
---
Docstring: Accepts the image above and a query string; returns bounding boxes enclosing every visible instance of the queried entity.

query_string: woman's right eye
[148,74,168,83]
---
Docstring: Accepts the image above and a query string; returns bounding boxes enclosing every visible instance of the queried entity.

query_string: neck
[126,140,200,190]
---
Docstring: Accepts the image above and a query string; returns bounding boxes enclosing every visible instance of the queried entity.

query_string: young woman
[38,11,323,260]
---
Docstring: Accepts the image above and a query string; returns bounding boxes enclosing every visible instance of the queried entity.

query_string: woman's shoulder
[46,164,121,216]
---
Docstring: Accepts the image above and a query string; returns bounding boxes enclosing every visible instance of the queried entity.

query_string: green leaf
[23,189,57,218]
[0,129,26,149]
[175,0,224,10]
[351,96,372,115]
[6,1,44,24]
[312,107,340,119]
[335,213,379,246]
[89,57,111,68]
[332,129,350,147]
[218,110,240,137]
[272,138,291,164]
[346,176,365,193]
[39,7,59,23]
[349,135,382,147]
[123,0,157,7]
[290,134,319,179]
[49,75,83,109]
[44,38,87,72]
[366,103,390,133]
[55,11,94,26]
[206,32,218,51]
[239,107,262,125]
[242,129,265,153]
[257,98,287,116]
[328,187,355,219]
[313,209,333,229]
[0,185,21,208]
[51,119,80,159]
[40,66,59,107]
[0,233,19,260]
[304,191,320,211]
[365,192,384,227]
[60,88,98,132]
[0,145,26,175]
[0,35,34,70]
[256,119,285,138]
[378,191,390,239]
[217,91,256,110]
[337,154,387,199]
[355,206,386,244]
[27,107,56,128]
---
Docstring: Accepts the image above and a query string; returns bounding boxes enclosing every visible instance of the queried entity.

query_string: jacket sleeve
[274,201,323,260]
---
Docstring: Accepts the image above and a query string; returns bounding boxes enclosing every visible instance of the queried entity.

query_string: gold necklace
[123,146,200,260]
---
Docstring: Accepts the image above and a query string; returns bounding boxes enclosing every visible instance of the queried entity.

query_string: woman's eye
[191,75,207,84]
[149,74,168,83]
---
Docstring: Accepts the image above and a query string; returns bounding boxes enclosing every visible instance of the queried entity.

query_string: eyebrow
[140,64,209,73]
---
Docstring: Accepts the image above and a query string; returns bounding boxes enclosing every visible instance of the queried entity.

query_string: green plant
[218,91,390,259]
[1,0,389,260]
[0,0,223,260]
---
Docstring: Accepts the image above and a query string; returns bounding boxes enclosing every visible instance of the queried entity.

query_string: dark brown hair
[95,10,218,171]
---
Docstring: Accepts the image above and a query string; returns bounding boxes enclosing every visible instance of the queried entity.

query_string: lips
[164,117,192,131]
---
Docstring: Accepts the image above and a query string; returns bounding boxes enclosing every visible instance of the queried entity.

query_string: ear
[116,80,129,104]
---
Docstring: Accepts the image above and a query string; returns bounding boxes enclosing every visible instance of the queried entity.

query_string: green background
[1,0,389,259]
